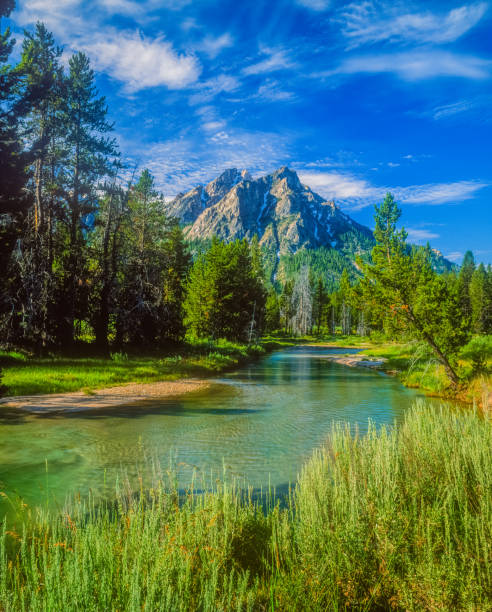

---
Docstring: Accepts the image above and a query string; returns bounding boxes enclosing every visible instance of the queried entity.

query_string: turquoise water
[0,346,438,514]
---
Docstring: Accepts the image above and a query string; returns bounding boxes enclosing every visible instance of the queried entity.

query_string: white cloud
[298,171,489,209]
[195,33,234,58]
[243,47,297,76]
[445,251,464,262]
[78,30,201,91]
[328,50,491,81]
[15,2,201,91]
[299,171,379,204]
[405,228,440,243]
[338,1,488,47]
[295,0,331,10]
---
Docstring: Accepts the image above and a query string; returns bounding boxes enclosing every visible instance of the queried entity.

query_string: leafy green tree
[362,193,468,386]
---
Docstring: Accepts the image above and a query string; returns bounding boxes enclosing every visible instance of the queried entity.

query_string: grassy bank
[0,402,490,610]
[0,339,274,397]
[360,341,492,407]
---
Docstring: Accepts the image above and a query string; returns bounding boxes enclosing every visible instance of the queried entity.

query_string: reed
[1,401,491,610]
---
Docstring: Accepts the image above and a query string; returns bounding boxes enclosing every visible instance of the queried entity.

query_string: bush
[0,366,7,397]
[460,335,492,374]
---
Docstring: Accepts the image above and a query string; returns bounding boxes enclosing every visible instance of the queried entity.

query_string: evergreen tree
[457,250,475,328]
[13,23,64,349]
[339,268,352,335]
[362,193,468,386]
[0,1,30,268]
[114,169,189,346]
[56,52,117,344]
[312,277,327,335]
[184,238,265,342]
[469,263,488,334]
[265,290,280,332]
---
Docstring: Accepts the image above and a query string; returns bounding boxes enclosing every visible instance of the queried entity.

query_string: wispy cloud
[327,50,491,81]
[189,73,240,104]
[337,1,488,48]
[298,171,489,209]
[242,47,297,76]
[405,227,440,243]
[445,251,465,262]
[122,130,292,196]
[295,0,331,10]
[255,80,296,102]
[194,32,234,59]
[399,181,489,204]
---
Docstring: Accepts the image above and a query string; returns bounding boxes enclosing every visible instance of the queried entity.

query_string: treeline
[266,194,491,386]
[0,12,266,352]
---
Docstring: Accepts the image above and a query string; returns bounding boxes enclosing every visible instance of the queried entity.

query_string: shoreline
[0,378,212,414]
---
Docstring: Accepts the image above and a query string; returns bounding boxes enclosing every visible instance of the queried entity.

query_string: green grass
[362,341,492,405]
[1,402,491,610]
[0,340,266,397]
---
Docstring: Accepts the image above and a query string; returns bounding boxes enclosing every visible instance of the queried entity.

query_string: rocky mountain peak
[270,166,302,191]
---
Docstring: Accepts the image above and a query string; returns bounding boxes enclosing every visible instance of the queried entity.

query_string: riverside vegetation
[1,403,491,611]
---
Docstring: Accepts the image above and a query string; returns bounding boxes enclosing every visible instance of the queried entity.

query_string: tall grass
[1,402,491,610]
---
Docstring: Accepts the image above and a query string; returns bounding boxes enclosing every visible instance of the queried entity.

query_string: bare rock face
[165,166,373,257]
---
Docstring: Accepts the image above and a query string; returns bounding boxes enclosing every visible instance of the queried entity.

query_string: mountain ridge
[164,166,451,287]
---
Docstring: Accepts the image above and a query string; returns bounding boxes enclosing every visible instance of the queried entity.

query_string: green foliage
[460,335,492,375]
[361,193,469,385]
[184,238,266,342]
[0,403,491,610]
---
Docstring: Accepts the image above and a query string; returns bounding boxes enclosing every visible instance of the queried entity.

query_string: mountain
[164,166,451,288]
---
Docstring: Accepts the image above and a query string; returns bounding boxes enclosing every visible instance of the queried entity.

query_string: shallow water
[0,345,440,515]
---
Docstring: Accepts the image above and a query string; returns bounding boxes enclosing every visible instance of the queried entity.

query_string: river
[0,345,438,516]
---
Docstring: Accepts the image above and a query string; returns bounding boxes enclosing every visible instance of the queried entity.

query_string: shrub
[460,335,492,374]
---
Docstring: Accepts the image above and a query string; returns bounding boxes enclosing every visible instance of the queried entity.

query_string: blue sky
[8,0,492,263]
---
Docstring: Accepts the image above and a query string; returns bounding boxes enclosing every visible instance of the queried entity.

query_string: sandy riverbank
[0,379,211,413]
[322,354,387,369]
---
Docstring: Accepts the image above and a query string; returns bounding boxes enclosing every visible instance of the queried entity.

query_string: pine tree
[457,250,475,328]
[56,52,117,344]
[362,193,467,386]
[0,0,30,265]
[184,238,265,342]
[312,277,327,335]
[469,263,488,334]
[339,268,352,335]
[265,290,280,332]
[14,23,64,349]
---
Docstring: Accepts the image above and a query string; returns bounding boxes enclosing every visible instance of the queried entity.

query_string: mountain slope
[164,166,451,288]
